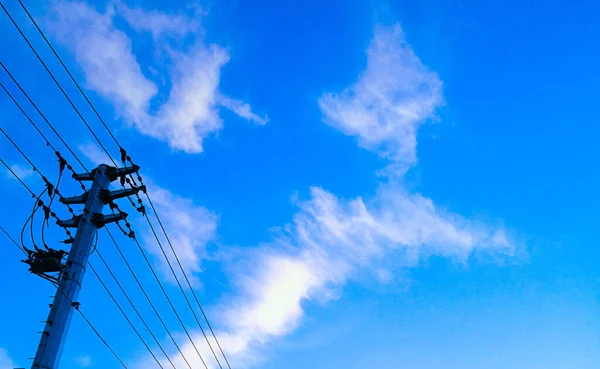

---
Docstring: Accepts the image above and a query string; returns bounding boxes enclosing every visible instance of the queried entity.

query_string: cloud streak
[0,348,15,369]
[48,0,266,153]
[319,25,443,173]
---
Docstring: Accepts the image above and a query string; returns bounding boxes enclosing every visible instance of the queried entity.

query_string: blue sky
[1,0,599,368]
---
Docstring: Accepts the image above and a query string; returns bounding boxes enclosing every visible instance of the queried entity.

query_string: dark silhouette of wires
[0,2,117,167]
[105,227,195,369]
[0,63,88,173]
[146,194,232,369]
[6,2,233,367]
[142,205,225,369]
[88,262,166,369]
[16,0,122,149]
[0,157,35,197]
[0,225,25,255]
[94,246,179,369]
[127,229,211,369]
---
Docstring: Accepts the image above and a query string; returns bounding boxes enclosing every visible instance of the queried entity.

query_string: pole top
[72,164,140,182]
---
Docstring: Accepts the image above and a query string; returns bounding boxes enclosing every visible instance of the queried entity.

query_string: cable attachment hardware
[22,247,67,284]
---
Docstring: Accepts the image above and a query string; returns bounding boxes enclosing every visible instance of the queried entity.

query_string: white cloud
[140,178,218,285]
[214,186,512,359]
[48,1,266,153]
[4,163,34,181]
[115,1,200,40]
[49,1,158,125]
[150,44,229,153]
[77,142,112,166]
[220,96,269,125]
[0,348,14,369]
[75,355,93,368]
[319,25,443,172]
[152,185,512,366]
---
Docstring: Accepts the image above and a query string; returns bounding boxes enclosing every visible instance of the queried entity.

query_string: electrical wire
[145,193,232,369]
[105,227,194,369]
[0,3,117,167]
[142,207,223,368]
[88,262,165,369]
[0,157,35,197]
[0,68,88,173]
[16,0,121,149]
[0,225,26,255]
[95,247,179,369]
[76,307,129,369]
[13,0,145,210]
[26,187,44,250]
[126,229,210,369]
[2,60,138,211]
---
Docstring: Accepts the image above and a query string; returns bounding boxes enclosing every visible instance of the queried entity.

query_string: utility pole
[31,164,140,369]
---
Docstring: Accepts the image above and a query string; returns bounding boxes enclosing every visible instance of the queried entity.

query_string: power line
[0,82,55,154]
[13,0,146,202]
[0,157,35,197]
[146,194,232,369]
[142,206,224,369]
[105,227,195,369]
[0,2,118,167]
[0,63,88,173]
[127,230,210,369]
[94,247,179,369]
[0,127,75,216]
[16,0,121,149]
[76,306,129,369]
[88,262,166,369]
[0,225,26,255]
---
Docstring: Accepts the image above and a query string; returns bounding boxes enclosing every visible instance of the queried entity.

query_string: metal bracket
[91,212,128,228]
[98,185,145,204]
[56,215,82,228]
[22,248,67,284]
[60,192,89,205]
[72,164,140,182]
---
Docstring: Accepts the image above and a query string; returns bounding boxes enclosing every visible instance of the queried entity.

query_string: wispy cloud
[148,184,512,368]
[4,163,34,181]
[74,355,93,368]
[219,96,270,125]
[48,0,266,153]
[140,178,218,286]
[0,348,15,369]
[213,185,511,360]
[319,25,443,174]
[115,1,201,40]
